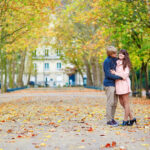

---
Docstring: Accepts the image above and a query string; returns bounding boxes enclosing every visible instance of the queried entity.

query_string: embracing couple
[103,46,136,126]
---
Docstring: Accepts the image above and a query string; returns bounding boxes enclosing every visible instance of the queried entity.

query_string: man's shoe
[107,120,118,127]
[107,121,114,125]
[112,119,119,126]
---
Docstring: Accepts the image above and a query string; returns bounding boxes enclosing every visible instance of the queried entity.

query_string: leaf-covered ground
[0,88,149,150]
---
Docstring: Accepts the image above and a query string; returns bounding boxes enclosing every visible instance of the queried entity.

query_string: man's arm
[113,66,129,80]
[103,60,122,80]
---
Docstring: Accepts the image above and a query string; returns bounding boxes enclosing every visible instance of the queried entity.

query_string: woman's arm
[111,67,130,80]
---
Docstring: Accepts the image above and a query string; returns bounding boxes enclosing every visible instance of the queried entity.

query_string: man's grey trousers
[105,86,118,122]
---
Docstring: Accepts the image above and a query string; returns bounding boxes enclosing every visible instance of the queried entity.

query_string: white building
[24,45,83,87]
[23,15,84,87]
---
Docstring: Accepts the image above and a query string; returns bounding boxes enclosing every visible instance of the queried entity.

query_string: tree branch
[131,29,142,48]
[5,29,29,44]
[2,25,27,40]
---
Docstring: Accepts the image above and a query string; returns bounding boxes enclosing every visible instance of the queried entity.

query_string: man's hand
[110,70,116,74]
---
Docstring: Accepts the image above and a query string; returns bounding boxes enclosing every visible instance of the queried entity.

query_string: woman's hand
[110,70,116,74]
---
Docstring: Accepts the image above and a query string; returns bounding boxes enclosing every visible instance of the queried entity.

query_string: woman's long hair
[119,49,132,70]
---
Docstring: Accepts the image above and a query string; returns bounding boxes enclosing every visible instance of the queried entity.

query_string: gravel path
[0,88,149,150]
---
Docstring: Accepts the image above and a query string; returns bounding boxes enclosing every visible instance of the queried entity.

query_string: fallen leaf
[105,143,111,148]
[40,143,46,147]
[7,140,15,143]
[49,128,56,132]
[32,134,37,137]
[7,129,13,133]
[141,144,149,147]
[88,127,93,132]
[100,134,105,136]
[35,145,40,148]
[17,135,22,138]
[45,135,51,138]
[49,122,55,125]
[78,145,85,149]
[112,141,116,147]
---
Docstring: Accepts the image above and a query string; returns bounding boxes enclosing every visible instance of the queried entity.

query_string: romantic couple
[103,46,136,126]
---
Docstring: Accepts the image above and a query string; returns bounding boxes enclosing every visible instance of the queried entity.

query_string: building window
[45,49,49,56]
[34,63,37,70]
[57,62,61,69]
[32,50,36,57]
[56,50,61,56]
[44,63,49,70]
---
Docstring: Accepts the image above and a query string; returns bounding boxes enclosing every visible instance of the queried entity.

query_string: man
[103,46,122,126]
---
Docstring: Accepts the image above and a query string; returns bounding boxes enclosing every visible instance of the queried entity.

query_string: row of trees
[49,0,149,97]
[0,0,59,93]
[0,0,149,98]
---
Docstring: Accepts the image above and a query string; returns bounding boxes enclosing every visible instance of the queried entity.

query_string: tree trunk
[96,61,101,87]
[27,73,31,85]
[73,60,84,85]
[1,69,4,93]
[4,58,7,92]
[0,50,2,93]
[143,63,149,99]
[86,64,93,86]
[8,59,14,88]
[12,59,16,88]
[0,19,6,93]
[17,49,26,87]
[0,50,7,93]
[8,59,16,88]
[0,61,7,93]
[27,56,33,85]
[99,63,104,88]
[131,69,137,97]
[91,57,99,87]
[77,68,84,85]
[139,65,143,97]
[131,69,135,92]
[83,58,93,86]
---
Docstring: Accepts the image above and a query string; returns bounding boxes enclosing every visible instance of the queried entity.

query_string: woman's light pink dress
[115,60,131,95]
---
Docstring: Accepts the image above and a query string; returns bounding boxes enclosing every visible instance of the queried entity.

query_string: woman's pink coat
[115,60,131,95]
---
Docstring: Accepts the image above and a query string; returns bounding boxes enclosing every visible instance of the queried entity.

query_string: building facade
[24,46,83,87]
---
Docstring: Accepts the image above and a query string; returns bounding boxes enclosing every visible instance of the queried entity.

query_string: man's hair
[106,46,117,56]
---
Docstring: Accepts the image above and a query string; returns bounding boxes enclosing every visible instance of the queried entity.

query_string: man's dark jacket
[103,56,122,87]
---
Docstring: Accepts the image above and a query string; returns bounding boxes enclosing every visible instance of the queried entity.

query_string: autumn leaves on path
[0,88,149,150]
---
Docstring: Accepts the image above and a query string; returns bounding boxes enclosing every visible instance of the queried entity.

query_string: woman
[111,49,136,126]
